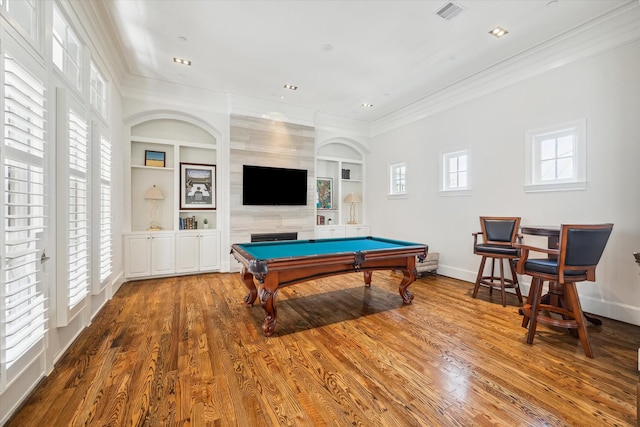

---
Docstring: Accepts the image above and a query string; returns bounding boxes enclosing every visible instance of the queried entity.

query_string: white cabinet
[176,231,221,273]
[124,232,175,279]
[345,225,371,237]
[316,225,371,239]
[316,226,346,239]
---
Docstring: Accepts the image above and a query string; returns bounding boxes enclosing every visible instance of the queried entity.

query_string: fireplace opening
[251,232,298,242]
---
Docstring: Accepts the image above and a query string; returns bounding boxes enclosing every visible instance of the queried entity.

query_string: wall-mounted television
[243,165,308,206]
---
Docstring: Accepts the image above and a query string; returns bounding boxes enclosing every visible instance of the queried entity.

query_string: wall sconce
[343,192,362,224]
[144,184,165,231]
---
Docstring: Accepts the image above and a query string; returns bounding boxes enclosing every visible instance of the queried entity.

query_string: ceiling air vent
[435,2,464,20]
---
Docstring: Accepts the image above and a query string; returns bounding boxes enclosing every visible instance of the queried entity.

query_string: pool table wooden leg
[363,271,372,287]
[399,268,416,304]
[241,267,258,305]
[260,274,279,337]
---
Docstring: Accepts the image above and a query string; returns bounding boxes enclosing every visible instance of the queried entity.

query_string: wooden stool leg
[526,277,544,343]
[473,256,487,298]
[522,277,537,328]
[499,258,507,307]
[564,282,593,358]
[489,258,496,295]
[509,259,523,303]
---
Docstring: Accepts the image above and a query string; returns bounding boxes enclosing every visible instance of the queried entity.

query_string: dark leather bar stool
[472,216,523,307]
[515,223,613,358]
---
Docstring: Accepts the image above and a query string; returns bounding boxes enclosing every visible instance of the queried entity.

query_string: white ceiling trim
[371,2,640,136]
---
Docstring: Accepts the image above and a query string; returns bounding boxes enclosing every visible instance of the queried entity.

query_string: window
[1,0,38,42]
[52,4,82,90]
[389,163,406,195]
[98,134,112,285]
[56,88,90,326]
[1,52,48,382]
[90,62,107,118]
[524,119,586,192]
[442,150,469,191]
[67,109,90,309]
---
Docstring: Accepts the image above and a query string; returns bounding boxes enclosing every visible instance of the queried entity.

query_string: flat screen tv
[243,165,308,206]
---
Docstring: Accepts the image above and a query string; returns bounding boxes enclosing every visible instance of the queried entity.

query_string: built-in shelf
[127,119,219,233]
[125,117,222,279]
[131,165,175,171]
[316,143,365,228]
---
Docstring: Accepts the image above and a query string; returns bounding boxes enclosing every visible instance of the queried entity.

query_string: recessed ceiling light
[361,103,373,108]
[284,84,298,90]
[173,57,191,66]
[489,27,509,38]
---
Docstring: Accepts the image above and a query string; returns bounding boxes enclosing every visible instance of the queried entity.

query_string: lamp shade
[343,192,362,203]
[144,184,165,200]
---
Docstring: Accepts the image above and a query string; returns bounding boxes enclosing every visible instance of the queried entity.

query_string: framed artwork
[180,162,216,210]
[316,177,332,210]
[145,150,166,167]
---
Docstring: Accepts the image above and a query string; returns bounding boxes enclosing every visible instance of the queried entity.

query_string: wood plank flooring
[7,272,639,426]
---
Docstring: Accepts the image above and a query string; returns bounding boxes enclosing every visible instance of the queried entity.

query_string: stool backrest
[562,224,613,267]
[559,223,613,281]
[480,216,521,245]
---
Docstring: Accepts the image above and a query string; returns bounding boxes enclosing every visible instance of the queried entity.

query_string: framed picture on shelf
[180,162,216,210]
[145,150,166,167]
[316,177,332,209]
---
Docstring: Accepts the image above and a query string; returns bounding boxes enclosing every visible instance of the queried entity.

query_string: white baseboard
[437,264,640,326]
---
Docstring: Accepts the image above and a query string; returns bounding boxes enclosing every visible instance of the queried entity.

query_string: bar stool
[515,223,613,357]
[472,216,523,307]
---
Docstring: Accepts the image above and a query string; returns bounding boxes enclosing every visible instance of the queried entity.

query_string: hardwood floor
[7,272,639,426]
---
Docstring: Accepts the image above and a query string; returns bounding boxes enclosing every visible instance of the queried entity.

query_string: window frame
[89,61,108,120]
[440,148,471,196]
[52,3,83,92]
[524,119,586,193]
[0,0,41,48]
[388,162,407,198]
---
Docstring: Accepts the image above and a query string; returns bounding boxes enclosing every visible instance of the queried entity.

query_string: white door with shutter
[0,51,49,390]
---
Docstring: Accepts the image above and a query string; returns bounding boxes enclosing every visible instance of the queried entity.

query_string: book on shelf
[179,216,198,230]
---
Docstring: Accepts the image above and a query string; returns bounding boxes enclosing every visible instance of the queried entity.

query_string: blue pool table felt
[236,237,421,260]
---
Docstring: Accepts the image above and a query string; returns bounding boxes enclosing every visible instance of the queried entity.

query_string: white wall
[366,41,640,325]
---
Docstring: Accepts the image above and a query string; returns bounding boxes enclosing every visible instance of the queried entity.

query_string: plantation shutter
[99,134,111,284]
[2,52,48,373]
[67,109,89,308]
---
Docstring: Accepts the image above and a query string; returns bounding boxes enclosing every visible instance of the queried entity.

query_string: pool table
[230,236,428,336]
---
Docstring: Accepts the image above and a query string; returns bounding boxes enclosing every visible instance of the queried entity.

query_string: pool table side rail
[230,243,428,288]
[230,242,427,270]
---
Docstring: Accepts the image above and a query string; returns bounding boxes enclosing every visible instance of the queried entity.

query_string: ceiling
[93,0,630,123]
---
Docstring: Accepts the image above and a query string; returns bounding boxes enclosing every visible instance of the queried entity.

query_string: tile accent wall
[229,115,316,269]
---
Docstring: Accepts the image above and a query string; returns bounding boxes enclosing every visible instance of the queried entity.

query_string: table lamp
[343,192,362,224]
[144,184,164,230]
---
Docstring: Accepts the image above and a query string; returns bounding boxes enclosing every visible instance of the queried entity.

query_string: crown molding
[371,1,640,137]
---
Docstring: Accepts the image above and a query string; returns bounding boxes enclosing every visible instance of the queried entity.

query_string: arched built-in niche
[127,114,219,232]
[316,138,368,228]
[124,112,222,279]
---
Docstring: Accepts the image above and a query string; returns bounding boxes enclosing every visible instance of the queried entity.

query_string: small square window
[525,119,586,192]
[389,163,406,195]
[441,149,471,195]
